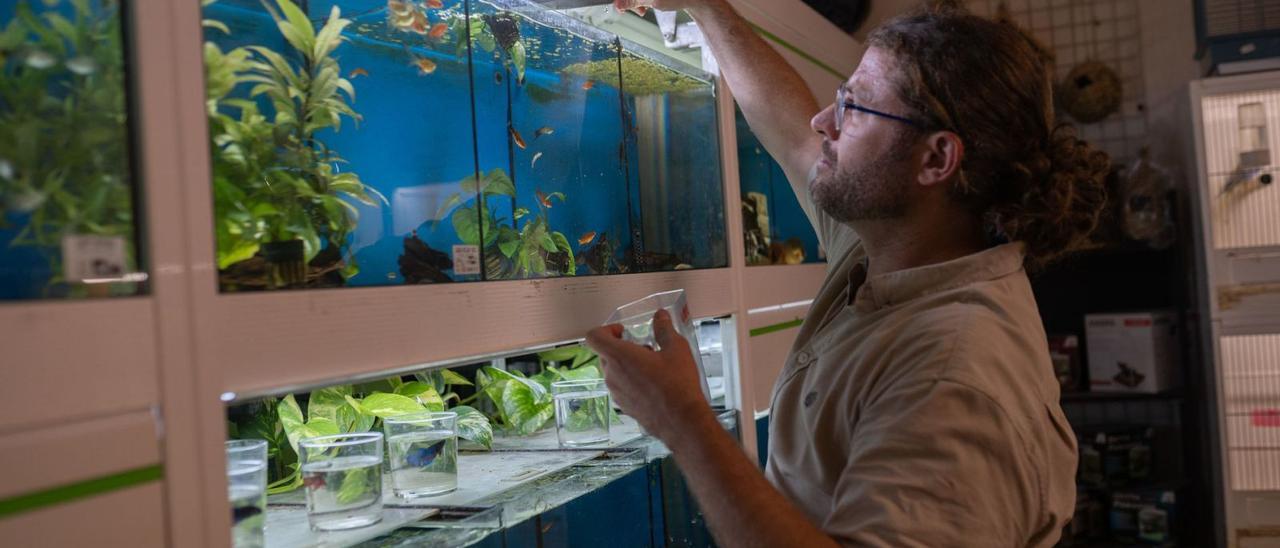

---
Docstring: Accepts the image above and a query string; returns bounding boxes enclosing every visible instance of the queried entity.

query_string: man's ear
[916,131,964,188]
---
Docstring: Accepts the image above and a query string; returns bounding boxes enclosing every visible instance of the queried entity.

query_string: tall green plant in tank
[0,0,136,296]
[204,0,384,289]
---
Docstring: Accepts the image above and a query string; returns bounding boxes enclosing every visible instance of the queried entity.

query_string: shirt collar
[851,242,1027,311]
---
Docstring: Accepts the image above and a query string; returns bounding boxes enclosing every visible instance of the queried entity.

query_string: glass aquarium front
[736,107,822,266]
[202,0,727,292]
[0,0,146,300]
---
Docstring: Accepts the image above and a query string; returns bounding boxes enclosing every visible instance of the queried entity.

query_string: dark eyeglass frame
[836,86,926,129]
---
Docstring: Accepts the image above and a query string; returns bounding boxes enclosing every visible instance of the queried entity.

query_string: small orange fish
[349,68,369,78]
[424,0,444,8]
[388,0,413,16]
[536,191,553,209]
[410,11,430,34]
[579,231,597,246]
[428,22,448,40]
[509,126,526,149]
[581,80,595,91]
[412,56,437,75]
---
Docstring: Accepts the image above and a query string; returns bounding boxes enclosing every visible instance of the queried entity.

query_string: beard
[810,132,916,223]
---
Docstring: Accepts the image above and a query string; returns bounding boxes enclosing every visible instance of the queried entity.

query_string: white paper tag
[61,234,127,282]
[452,245,480,276]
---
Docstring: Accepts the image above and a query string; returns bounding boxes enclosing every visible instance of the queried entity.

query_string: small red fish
[303,474,326,490]
[428,22,448,40]
[424,0,444,8]
[579,231,597,246]
[509,126,527,149]
[349,68,369,79]
[581,80,595,91]
[536,190,552,209]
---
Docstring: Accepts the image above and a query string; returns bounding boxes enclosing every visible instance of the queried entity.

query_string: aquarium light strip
[746,298,813,315]
[0,464,163,518]
[747,22,844,80]
[748,318,804,338]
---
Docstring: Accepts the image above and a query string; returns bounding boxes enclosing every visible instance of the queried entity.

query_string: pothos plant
[474,344,617,436]
[0,0,137,292]
[436,169,575,279]
[203,0,385,277]
[227,370,490,495]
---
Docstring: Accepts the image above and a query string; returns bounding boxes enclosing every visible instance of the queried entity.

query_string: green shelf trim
[749,318,804,337]
[0,464,163,519]
[748,22,846,80]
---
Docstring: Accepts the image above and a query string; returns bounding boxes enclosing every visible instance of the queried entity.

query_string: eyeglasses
[836,86,925,129]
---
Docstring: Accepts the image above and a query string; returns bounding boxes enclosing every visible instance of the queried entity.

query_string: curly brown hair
[867,4,1110,269]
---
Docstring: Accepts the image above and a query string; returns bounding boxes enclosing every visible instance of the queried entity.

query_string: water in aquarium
[0,0,145,300]
[301,454,383,531]
[387,431,458,497]
[201,0,726,291]
[736,107,823,266]
[554,389,610,447]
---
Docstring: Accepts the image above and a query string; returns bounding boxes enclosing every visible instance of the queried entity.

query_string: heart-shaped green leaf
[395,382,446,412]
[452,405,493,449]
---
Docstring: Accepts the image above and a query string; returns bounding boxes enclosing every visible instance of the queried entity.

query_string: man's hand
[585,309,710,441]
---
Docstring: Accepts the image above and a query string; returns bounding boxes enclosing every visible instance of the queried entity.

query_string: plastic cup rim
[298,432,384,449]
[552,379,606,389]
[225,438,267,455]
[384,410,458,425]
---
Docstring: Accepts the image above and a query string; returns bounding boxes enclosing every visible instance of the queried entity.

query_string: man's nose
[812,104,839,140]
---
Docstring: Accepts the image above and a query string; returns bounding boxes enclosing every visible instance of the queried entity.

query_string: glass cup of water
[298,432,384,531]
[384,411,459,498]
[226,439,268,548]
[552,379,611,448]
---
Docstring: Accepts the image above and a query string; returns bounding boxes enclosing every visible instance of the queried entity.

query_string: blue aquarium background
[735,107,821,266]
[203,0,727,292]
[0,0,144,300]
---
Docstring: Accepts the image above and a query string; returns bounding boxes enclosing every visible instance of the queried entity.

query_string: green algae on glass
[562,55,707,95]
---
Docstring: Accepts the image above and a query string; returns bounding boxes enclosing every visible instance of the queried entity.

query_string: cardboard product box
[1078,427,1154,488]
[1049,334,1086,393]
[1109,486,1181,545]
[1085,311,1181,393]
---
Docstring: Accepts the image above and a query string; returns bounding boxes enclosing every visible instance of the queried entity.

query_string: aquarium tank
[0,0,145,300]
[201,0,727,292]
[736,107,822,266]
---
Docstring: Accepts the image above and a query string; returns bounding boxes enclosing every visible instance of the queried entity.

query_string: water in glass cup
[226,440,267,548]
[553,379,611,447]
[299,433,384,531]
[384,411,458,498]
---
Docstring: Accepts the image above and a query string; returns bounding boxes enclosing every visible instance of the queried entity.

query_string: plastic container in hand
[605,289,712,403]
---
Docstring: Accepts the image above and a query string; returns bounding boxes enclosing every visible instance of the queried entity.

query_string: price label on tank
[452,245,481,276]
[61,234,127,282]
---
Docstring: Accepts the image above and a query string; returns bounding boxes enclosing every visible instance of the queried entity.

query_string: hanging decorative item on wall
[1059,59,1123,124]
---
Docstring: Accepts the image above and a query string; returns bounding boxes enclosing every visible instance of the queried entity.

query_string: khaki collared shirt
[764,196,1078,546]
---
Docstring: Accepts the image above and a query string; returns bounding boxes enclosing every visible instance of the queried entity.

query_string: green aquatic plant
[436,168,576,279]
[229,369,489,495]
[204,0,385,280]
[0,0,137,293]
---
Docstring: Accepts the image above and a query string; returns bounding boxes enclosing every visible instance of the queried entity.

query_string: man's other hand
[585,309,710,441]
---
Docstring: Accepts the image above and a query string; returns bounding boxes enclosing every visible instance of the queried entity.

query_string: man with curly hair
[587,1,1110,546]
